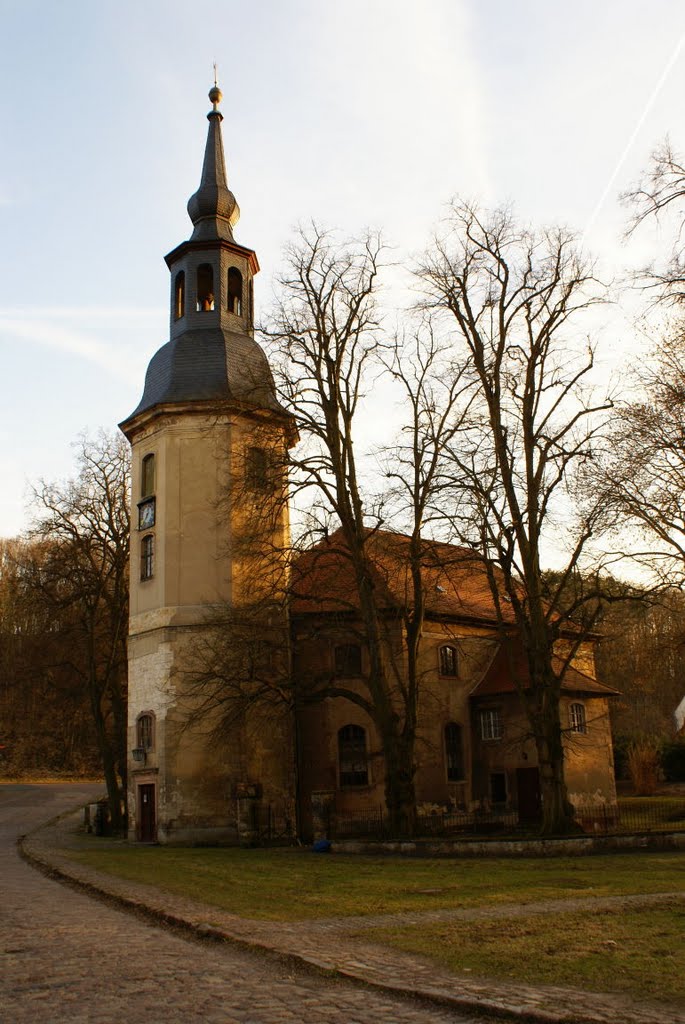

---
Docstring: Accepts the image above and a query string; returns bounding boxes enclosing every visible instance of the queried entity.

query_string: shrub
[626,740,661,795]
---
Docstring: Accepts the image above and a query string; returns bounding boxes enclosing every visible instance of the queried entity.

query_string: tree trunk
[88,658,125,834]
[350,547,419,835]
[532,686,578,835]
[381,727,416,836]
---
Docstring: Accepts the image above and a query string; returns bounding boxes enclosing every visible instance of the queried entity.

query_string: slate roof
[122,328,285,424]
[186,106,240,243]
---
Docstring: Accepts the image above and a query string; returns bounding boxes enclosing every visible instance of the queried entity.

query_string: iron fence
[242,803,297,843]
[321,797,685,841]
[577,797,685,836]
[325,806,522,840]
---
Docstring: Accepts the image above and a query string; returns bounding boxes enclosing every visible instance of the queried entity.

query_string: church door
[516,767,542,823]
[138,784,156,842]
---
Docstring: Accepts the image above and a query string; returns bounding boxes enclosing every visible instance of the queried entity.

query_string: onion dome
[186,85,240,242]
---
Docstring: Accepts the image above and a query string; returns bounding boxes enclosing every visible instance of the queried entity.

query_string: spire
[187,83,240,242]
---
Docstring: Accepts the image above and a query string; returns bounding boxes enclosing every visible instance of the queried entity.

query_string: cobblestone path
[1,784,486,1024]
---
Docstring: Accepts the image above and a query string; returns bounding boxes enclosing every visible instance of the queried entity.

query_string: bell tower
[120,85,295,844]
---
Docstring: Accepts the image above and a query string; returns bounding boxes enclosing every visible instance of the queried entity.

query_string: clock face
[138,499,155,530]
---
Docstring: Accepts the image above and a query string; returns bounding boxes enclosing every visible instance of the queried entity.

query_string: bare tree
[258,226,466,834]
[419,201,614,834]
[26,431,130,830]
[600,318,685,586]
[596,587,685,743]
[623,139,685,305]
[0,537,103,776]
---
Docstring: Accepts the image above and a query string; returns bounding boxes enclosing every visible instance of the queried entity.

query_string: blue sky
[1,0,684,536]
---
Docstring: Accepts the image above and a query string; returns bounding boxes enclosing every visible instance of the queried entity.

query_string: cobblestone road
[1,784,486,1024]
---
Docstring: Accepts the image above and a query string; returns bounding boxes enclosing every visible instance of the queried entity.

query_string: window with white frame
[569,702,587,734]
[479,707,503,741]
[439,644,458,677]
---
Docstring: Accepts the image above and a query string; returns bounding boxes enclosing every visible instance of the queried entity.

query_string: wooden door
[138,784,156,842]
[516,767,542,822]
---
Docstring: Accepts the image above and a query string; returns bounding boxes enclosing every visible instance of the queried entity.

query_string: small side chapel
[121,87,618,844]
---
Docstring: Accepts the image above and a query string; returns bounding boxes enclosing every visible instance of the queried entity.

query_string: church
[120,86,618,844]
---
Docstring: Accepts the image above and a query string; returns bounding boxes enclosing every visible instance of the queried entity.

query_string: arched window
[141,453,155,498]
[444,722,464,781]
[338,724,368,786]
[227,266,243,315]
[569,702,587,734]
[141,535,154,580]
[136,712,155,751]
[439,644,458,677]
[248,278,254,325]
[334,643,362,677]
[196,263,215,311]
[174,271,185,320]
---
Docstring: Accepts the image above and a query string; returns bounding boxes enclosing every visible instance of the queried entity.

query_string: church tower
[120,85,295,843]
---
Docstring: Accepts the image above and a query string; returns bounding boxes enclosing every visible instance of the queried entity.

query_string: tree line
[0,433,129,832]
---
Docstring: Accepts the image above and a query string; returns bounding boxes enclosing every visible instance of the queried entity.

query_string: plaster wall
[126,405,294,843]
[294,620,502,832]
[295,616,617,835]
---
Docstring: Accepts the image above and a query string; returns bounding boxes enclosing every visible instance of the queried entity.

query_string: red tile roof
[290,528,515,625]
[469,641,619,698]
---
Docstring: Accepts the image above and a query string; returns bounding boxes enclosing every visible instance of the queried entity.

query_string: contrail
[583,33,685,242]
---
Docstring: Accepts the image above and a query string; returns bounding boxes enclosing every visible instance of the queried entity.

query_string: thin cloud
[0,313,151,383]
[583,33,685,241]
[0,305,165,322]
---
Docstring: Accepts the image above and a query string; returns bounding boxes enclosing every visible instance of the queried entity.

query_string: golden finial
[209,63,222,110]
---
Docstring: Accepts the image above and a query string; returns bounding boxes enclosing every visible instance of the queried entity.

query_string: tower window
[227,266,243,315]
[444,722,464,781]
[141,535,154,580]
[141,454,155,498]
[334,643,362,677]
[136,712,155,751]
[174,271,185,320]
[338,724,368,787]
[196,263,215,311]
[248,278,254,326]
[439,644,458,677]
[569,702,587,734]
[246,446,269,491]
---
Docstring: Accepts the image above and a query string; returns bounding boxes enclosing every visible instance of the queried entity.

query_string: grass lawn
[65,845,685,921]
[368,901,685,1006]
